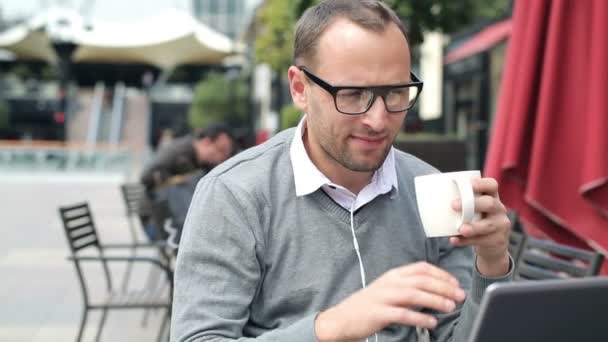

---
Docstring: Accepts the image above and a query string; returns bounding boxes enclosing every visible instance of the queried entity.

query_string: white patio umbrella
[0,7,242,68]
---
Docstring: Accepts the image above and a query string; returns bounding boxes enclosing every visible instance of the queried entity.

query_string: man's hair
[293,0,409,67]
[195,122,235,142]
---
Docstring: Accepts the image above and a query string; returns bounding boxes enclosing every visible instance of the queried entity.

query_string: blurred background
[0,0,512,175]
[2,0,607,341]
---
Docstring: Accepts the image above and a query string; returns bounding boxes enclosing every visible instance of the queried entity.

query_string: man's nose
[361,95,390,131]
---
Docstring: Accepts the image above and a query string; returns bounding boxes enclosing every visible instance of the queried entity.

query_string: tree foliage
[188,72,250,130]
[254,0,299,74]
[255,0,511,73]
[384,0,511,44]
[280,104,302,130]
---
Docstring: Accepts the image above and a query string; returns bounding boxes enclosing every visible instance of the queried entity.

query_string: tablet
[468,277,608,342]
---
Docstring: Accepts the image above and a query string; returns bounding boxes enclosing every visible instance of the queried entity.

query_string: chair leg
[76,310,88,342]
[121,256,134,291]
[122,219,139,291]
[156,308,171,342]
[95,309,108,342]
[141,310,150,327]
[141,264,162,327]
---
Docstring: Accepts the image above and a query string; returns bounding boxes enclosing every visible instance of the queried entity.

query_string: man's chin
[343,157,385,173]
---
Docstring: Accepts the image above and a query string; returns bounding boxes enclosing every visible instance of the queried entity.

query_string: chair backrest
[58,202,113,301]
[515,237,605,280]
[508,231,527,267]
[120,183,147,243]
[120,183,145,217]
[507,210,524,233]
[59,202,102,254]
[506,211,528,268]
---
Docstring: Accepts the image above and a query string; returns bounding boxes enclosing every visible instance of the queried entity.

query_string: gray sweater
[171,128,511,342]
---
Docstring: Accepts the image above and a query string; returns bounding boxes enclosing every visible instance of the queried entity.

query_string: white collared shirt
[290,116,398,212]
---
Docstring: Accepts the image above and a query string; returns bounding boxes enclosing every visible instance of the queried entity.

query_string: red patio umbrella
[484,0,608,272]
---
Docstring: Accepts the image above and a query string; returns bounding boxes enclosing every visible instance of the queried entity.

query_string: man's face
[290,19,411,173]
[196,133,233,167]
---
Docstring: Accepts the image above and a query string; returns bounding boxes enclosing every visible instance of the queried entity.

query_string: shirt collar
[290,115,399,197]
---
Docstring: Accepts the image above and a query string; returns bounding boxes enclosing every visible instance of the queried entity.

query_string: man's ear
[288,66,308,112]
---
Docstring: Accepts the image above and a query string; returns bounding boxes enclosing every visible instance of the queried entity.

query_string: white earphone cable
[349,205,378,342]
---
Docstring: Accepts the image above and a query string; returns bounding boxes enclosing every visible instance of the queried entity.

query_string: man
[139,123,235,240]
[171,1,512,341]
[141,123,235,190]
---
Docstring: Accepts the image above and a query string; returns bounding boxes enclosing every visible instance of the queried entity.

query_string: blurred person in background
[139,122,236,241]
[171,1,512,341]
[157,128,176,150]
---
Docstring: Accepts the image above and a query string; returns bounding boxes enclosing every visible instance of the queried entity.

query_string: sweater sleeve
[428,240,513,342]
[170,176,319,342]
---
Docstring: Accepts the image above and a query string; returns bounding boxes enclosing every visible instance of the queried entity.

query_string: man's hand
[314,262,466,342]
[450,177,511,277]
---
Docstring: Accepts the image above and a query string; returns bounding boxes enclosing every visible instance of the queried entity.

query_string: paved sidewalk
[0,173,170,342]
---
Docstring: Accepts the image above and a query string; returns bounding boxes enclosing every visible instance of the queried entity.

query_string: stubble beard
[320,135,392,173]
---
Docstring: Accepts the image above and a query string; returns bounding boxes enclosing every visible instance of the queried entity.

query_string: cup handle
[452,177,475,231]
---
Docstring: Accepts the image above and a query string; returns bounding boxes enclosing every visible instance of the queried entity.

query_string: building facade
[191,0,253,40]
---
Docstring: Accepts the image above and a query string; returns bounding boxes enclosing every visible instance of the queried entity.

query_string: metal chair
[59,202,172,342]
[506,211,528,268]
[507,210,524,233]
[119,183,149,290]
[120,183,146,244]
[508,231,528,267]
[515,236,605,280]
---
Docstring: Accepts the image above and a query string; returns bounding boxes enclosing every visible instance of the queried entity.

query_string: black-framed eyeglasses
[298,66,424,115]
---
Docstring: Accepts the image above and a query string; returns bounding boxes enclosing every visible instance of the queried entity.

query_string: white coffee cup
[414,170,481,238]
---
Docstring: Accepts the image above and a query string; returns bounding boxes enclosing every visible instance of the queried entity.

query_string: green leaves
[254,0,298,74]
[381,0,511,44]
[188,72,250,129]
[280,104,302,130]
[254,0,511,73]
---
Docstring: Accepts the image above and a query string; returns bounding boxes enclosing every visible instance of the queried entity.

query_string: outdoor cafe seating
[507,212,605,280]
[513,235,605,280]
[121,171,206,255]
[58,201,172,342]
[57,176,202,341]
[56,193,605,342]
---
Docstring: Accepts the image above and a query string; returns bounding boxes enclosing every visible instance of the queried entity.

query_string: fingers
[453,194,506,215]
[458,218,502,237]
[384,307,438,330]
[452,219,512,255]
[382,263,466,311]
[471,177,498,195]
[452,177,505,211]
[326,262,468,338]
[474,195,505,214]
[396,262,461,287]
[409,276,466,302]
[382,284,462,313]
[450,231,508,249]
